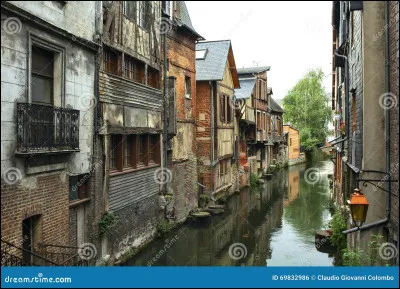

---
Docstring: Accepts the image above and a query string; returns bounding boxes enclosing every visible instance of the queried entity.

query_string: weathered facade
[235,67,271,178]
[195,40,240,200]
[94,1,165,262]
[269,95,286,167]
[165,1,203,222]
[331,1,399,264]
[1,1,100,265]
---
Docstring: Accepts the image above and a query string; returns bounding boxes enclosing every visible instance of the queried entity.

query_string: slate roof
[235,78,256,99]
[195,40,232,81]
[267,87,273,95]
[270,97,284,113]
[175,1,204,39]
[237,66,271,75]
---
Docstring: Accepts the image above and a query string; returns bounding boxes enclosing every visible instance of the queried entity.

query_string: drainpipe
[163,26,168,195]
[384,1,391,242]
[209,81,214,200]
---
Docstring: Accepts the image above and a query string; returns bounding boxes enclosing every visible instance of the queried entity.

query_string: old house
[195,40,240,200]
[236,66,270,177]
[268,94,286,168]
[283,125,301,166]
[1,1,100,265]
[165,1,203,222]
[94,1,165,262]
[331,1,399,262]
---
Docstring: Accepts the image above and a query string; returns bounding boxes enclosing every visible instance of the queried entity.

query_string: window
[103,47,119,75]
[220,159,228,177]
[185,76,191,98]
[195,49,207,60]
[162,1,174,18]
[277,119,282,136]
[290,138,293,146]
[257,111,261,130]
[69,174,90,201]
[31,46,54,105]
[147,66,160,89]
[262,112,266,131]
[220,95,232,124]
[123,1,149,29]
[110,134,160,174]
[124,54,145,84]
[268,115,272,134]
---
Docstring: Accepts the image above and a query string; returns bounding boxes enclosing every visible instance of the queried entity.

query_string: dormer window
[196,49,207,60]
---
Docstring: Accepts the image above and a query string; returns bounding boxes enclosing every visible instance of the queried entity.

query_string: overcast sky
[186,1,332,100]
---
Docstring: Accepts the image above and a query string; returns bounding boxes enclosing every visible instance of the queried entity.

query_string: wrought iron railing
[1,239,57,266]
[1,240,88,266]
[17,103,80,153]
[39,243,88,266]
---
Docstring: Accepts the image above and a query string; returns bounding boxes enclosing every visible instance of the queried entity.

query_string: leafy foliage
[250,173,260,188]
[282,69,332,151]
[98,212,116,237]
[329,210,347,251]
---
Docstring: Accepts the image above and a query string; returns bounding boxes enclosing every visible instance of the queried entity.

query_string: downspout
[209,81,214,200]
[384,0,391,241]
[334,50,349,207]
[163,25,168,195]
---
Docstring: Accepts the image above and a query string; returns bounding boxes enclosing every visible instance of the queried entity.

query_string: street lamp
[347,188,369,228]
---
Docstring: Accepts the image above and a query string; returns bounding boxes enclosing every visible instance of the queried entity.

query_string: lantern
[347,188,369,227]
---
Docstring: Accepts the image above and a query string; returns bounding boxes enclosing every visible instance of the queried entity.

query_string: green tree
[282,69,332,151]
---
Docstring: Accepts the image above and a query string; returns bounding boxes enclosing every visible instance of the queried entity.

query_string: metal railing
[39,243,88,266]
[17,103,80,153]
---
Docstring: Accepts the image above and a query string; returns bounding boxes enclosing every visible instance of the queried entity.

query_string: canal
[124,160,336,266]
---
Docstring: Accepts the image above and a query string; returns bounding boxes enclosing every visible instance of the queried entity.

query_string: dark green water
[124,161,336,266]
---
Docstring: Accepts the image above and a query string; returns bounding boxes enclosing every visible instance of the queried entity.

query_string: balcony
[17,103,80,154]
[241,105,255,123]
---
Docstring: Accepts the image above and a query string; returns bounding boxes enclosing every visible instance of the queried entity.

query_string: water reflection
[124,161,335,266]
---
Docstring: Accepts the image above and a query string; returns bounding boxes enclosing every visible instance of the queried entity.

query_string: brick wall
[1,173,69,256]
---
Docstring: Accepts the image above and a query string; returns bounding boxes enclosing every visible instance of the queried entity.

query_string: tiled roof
[196,40,231,81]
[235,78,256,99]
[237,66,271,75]
[270,97,284,113]
[175,1,203,39]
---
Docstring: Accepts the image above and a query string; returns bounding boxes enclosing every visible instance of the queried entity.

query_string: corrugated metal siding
[109,167,160,211]
[99,72,163,111]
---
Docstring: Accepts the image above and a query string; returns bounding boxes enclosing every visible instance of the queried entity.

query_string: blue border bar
[1,267,399,288]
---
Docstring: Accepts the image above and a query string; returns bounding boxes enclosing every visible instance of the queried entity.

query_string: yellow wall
[284,126,300,160]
